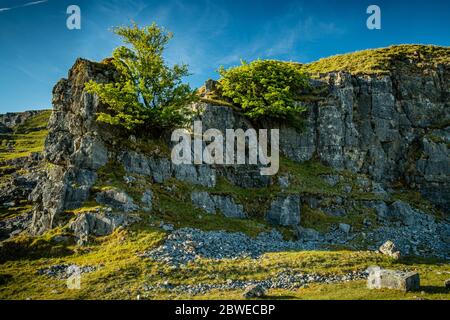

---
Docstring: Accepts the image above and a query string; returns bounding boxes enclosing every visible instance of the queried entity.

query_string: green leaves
[218,60,309,127]
[84,22,196,134]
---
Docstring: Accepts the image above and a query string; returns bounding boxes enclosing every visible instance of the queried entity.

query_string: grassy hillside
[0,110,51,162]
[299,44,450,75]
[1,45,449,300]
[1,224,449,300]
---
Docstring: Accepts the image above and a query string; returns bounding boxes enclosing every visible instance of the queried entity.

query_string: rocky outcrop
[69,211,140,245]
[266,195,301,226]
[191,192,246,218]
[29,55,449,238]
[30,59,115,234]
[0,110,44,129]
[276,71,450,213]
[95,188,138,213]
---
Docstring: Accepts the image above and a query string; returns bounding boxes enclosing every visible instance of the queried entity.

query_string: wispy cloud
[0,0,48,13]
[22,0,48,7]
[217,5,345,66]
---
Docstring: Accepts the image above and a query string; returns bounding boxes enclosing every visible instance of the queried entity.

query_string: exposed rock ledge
[28,57,449,245]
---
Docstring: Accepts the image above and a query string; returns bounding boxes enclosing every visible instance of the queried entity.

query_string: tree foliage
[85,22,196,132]
[218,60,309,125]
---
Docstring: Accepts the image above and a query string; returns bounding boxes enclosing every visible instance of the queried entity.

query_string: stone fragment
[266,195,300,226]
[379,240,401,259]
[295,226,320,241]
[243,285,266,299]
[444,279,450,289]
[339,223,351,234]
[95,188,138,212]
[367,266,420,292]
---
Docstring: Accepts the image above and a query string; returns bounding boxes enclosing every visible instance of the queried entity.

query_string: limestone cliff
[23,50,450,257]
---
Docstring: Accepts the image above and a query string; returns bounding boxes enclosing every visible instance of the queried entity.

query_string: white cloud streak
[0,0,48,13]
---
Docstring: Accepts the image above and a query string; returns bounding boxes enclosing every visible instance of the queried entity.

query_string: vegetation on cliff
[0,110,51,162]
[85,22,197,133]
[217,60,310,126]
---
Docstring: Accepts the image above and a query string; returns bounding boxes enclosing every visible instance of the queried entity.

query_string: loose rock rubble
[365,221,450,260]
[36,264,99,279]
[0,212,32,240]
[141,228,323,266]
[142,270,369,296]
[142,219,450,267]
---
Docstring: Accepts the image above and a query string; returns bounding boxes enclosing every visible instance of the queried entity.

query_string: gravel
[141,228,324,266]
[365,223,450,260]
[142,270,369,296]
[36,264,99,279]
[142,212,450,267]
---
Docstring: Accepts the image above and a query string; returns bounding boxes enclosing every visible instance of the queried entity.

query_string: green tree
[85,22,196,132]
[218,60,309,127]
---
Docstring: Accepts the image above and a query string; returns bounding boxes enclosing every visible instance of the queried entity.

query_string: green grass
[14,110,52,134]
[0,110,51,162]
[0,202,32,221]
[299,44,450,76]
[1,223,449,300]
[1,155,448,300]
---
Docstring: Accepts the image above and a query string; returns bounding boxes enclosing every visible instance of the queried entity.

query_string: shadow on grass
[397,255,449,266]
[0,237,74,263]
[263,295,297,300]
[419,286,450,294]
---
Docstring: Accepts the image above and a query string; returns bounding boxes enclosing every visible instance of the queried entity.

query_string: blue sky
[0,0,449,113]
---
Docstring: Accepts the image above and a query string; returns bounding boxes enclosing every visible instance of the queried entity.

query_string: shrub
[85,22,197,133]
[218,60,310,126]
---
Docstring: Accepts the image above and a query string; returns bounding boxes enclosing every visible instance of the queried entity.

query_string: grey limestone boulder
[95,188,138,212]
[266,195,300,226]
[367,266,420,292]
[191,192,246,218]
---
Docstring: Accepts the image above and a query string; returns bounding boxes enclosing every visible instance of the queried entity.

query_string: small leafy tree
[218,60,309,126]
[85,22,196,132]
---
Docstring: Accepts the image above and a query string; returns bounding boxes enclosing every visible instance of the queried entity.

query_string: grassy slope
[0,111,51,221]
[299,44,450,75]
[0,110,51,162]
[1,155,447,300]
[1,222,449,300]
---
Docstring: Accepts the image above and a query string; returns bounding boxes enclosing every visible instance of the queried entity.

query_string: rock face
[266,195,301,226]
[0,110,44,129]
[367,266,420,292]
[30,59,115,234]
[28,56,450,238]
[191,192,246,218]
[69,211,140,245]
[276,71,450,213]
[95,188,138,213]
